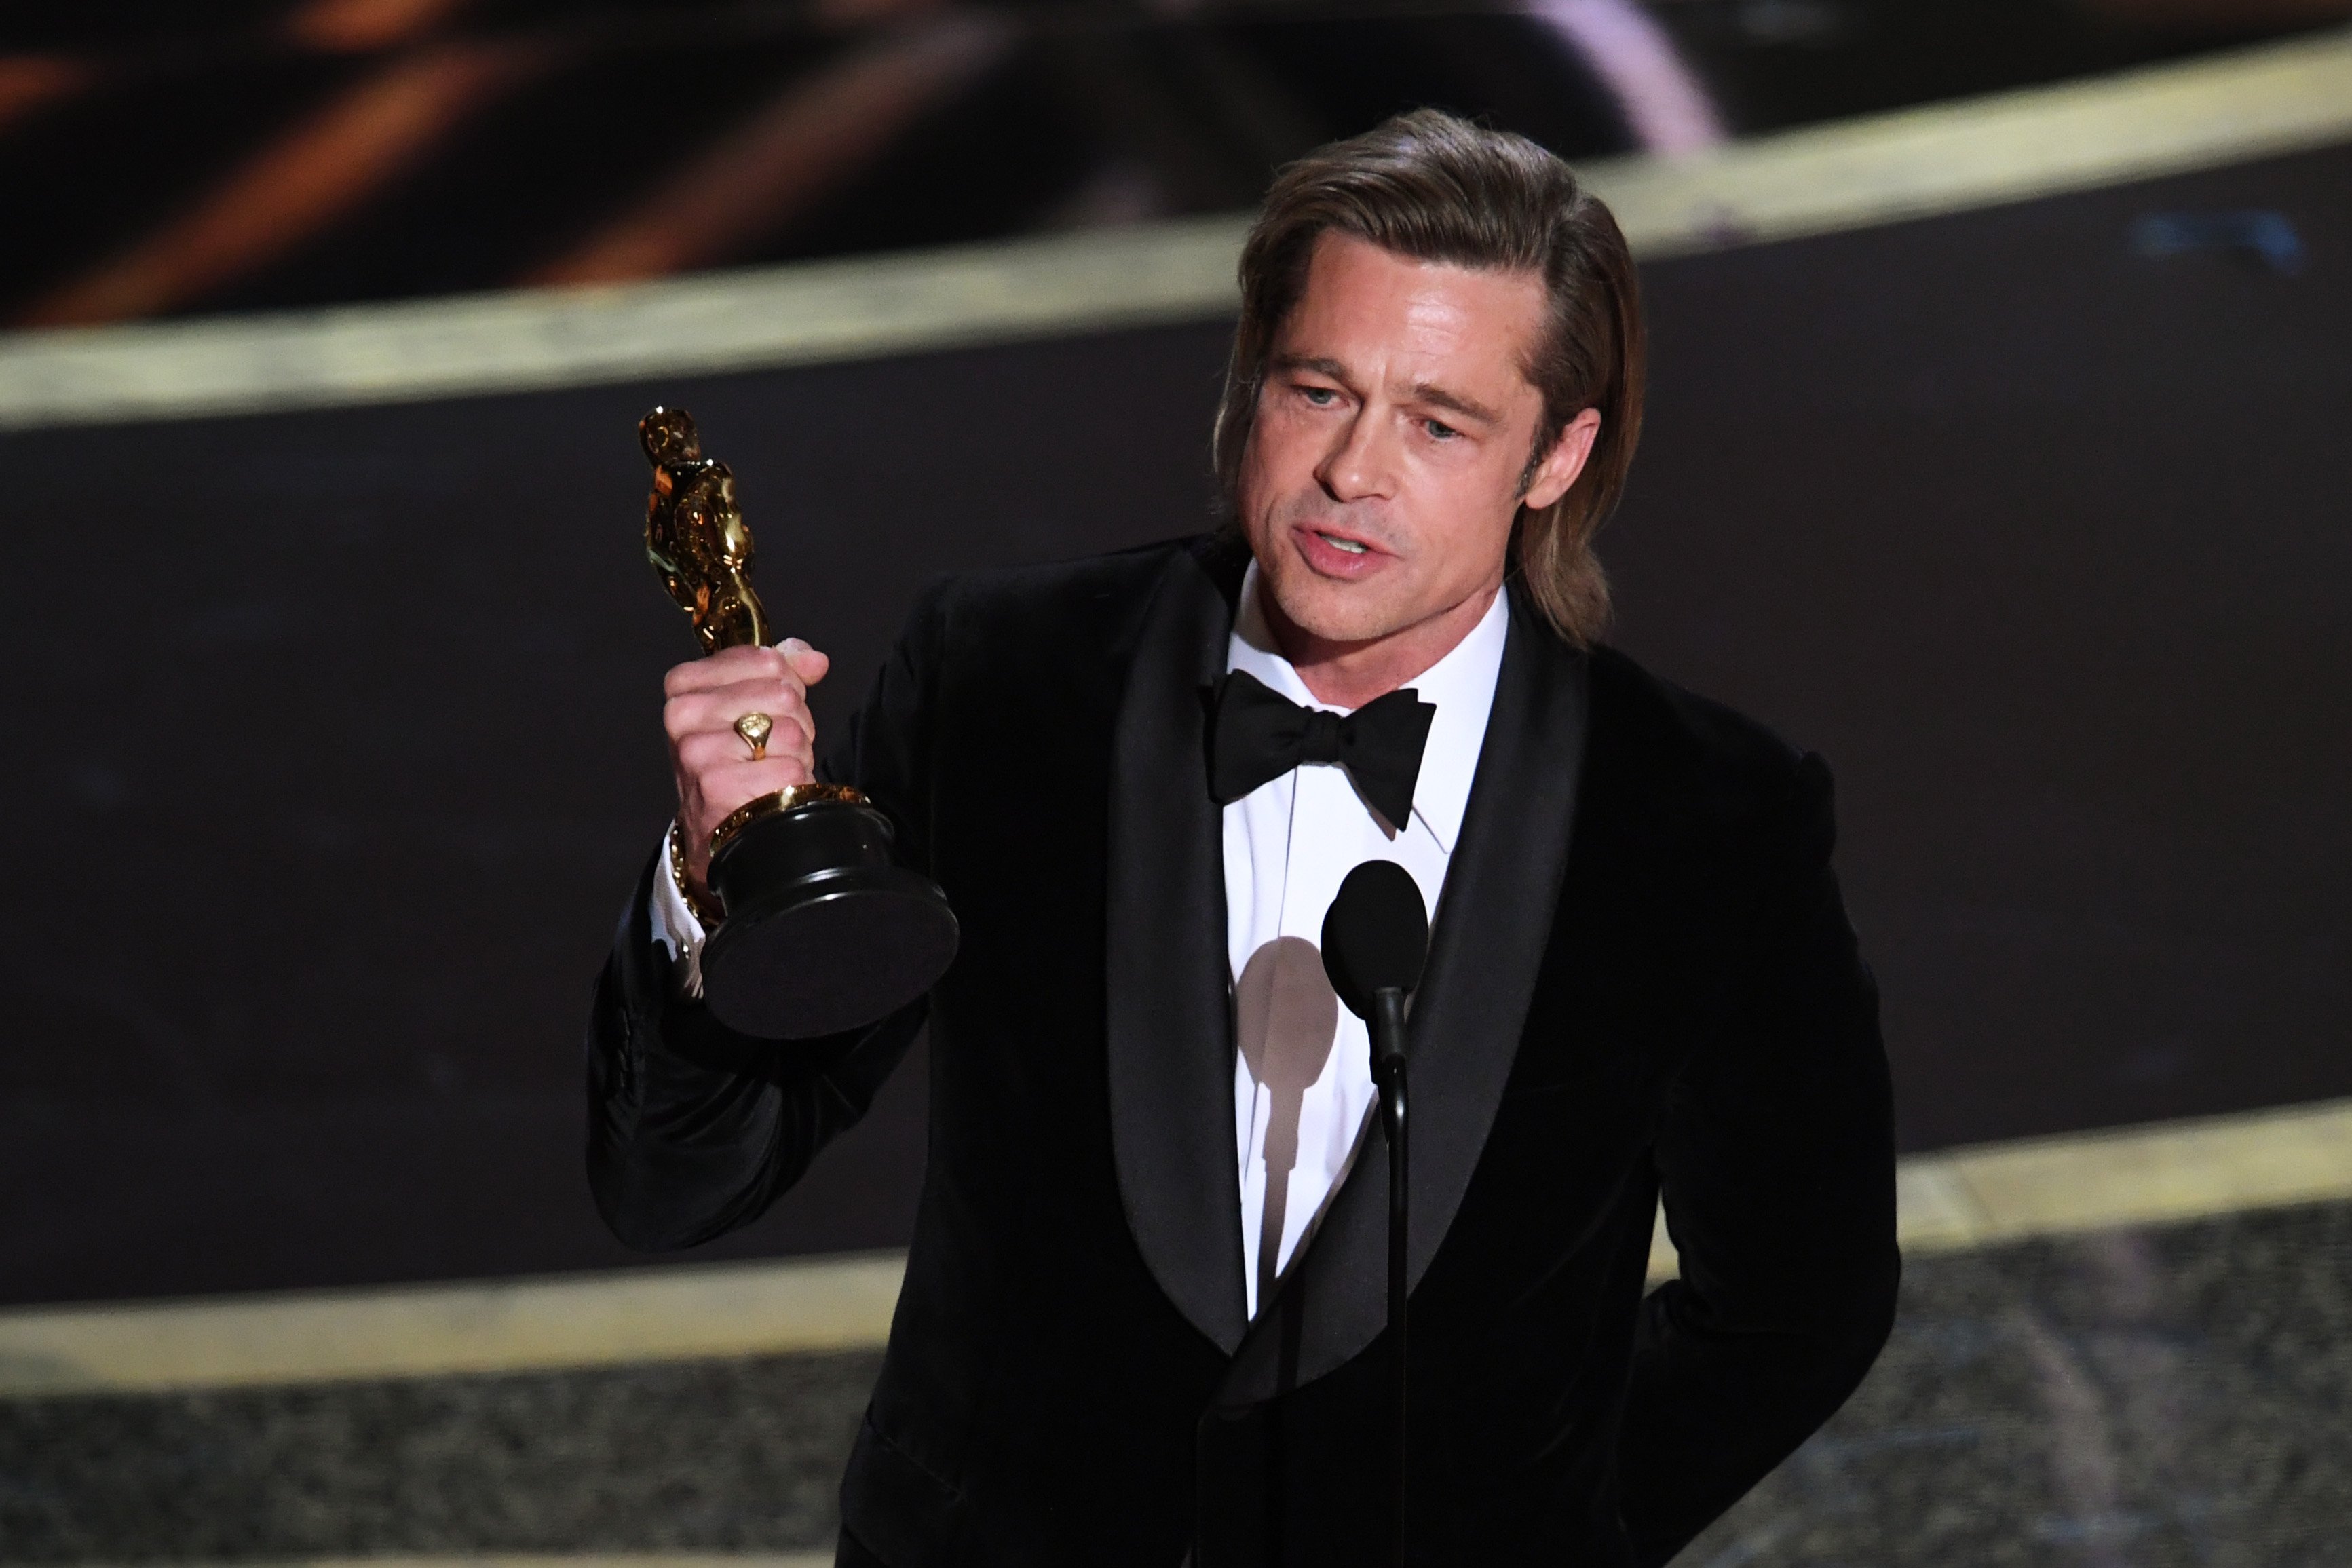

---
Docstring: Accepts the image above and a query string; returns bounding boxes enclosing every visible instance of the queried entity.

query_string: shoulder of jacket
[907,535,1234,683]
[1585,643,1822,830]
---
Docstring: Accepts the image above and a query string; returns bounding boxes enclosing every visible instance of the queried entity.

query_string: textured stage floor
[9,1200,2351,1564]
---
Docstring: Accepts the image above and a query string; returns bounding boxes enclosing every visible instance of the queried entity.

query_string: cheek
[1238,408,1310,510]
[1248,404,1314,471]
[1399,445,1525,558]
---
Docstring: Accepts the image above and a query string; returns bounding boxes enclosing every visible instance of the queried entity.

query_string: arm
[1617,753,1901,1565]
[586,588,945,1251]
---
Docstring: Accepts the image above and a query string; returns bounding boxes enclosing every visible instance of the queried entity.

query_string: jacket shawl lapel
[1106,535,1253,1354]
[1217,584,1591,1404]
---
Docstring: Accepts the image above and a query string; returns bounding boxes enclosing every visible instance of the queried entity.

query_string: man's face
[1237,232,1582,649]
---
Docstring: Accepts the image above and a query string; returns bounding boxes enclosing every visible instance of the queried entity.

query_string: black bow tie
[1209,669,1437,829]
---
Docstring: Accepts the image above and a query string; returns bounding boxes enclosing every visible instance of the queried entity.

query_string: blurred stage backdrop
[3,1,2352,1563]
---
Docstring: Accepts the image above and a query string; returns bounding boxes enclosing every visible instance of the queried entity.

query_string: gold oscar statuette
[640,406,957,1037]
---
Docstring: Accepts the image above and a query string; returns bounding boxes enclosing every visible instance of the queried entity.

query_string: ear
[1521,408,1603,512]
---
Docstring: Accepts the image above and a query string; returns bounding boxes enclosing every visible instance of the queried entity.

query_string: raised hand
[661,638,830,898]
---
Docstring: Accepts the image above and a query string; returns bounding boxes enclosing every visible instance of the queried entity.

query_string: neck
[1262,575,1502,710]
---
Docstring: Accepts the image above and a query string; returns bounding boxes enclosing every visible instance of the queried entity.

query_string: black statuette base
[702,799,957,1039]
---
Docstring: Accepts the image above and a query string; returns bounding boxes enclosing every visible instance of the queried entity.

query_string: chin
[1262,563,1407,646]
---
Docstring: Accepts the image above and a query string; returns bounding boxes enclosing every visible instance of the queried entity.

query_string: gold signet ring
[734,712,774,762]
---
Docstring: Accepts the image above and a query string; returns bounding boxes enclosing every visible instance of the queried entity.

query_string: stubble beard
[1252,488,1419,648]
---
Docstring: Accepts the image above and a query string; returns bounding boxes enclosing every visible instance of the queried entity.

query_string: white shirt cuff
[647,822,708,999]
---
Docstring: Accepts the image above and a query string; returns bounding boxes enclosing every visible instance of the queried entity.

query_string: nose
[1316,406,1396,504]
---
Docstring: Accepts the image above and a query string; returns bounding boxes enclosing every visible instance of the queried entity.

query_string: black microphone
[1321,859,1430,1024]
[1321,859,1428,1567]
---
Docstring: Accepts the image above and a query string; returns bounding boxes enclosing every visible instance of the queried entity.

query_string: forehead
[1279,232,1547,384]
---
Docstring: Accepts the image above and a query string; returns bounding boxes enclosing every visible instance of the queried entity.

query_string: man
[589,110,1898,1565]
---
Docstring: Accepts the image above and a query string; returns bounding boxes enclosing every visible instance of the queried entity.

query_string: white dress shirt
[650,830,709,992]
[1222,563,1504,1317]
[649,564,1508,1321]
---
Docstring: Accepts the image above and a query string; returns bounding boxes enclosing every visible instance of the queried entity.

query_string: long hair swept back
[1213,109,1646,646]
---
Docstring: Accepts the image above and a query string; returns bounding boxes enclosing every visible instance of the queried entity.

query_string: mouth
[1287,518,1392,577]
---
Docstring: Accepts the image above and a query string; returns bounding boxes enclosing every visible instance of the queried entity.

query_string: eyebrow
[1411,381,1504,427]
[1269,354,1505,427]
[1271,353,1348,381]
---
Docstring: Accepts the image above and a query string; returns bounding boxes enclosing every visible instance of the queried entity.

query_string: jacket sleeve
[584,585,947,1252]
[1616,752,1901,1565]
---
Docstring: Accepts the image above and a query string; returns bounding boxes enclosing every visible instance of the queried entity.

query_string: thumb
[778,636,831,685]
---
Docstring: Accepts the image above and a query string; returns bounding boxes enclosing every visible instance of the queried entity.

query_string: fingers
[664,676,816,753]
[680,758,817,824]
[662,638,830,697]
[670,701,818,839]
[663,643,768,697]
[675,723,816,778]
[663,640,831,894]
[779,637,829,687]
[674,757,815,890]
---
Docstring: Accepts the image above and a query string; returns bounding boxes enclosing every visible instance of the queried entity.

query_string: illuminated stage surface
[1685,1202,2352,1565]
[6,1200,2349,1563]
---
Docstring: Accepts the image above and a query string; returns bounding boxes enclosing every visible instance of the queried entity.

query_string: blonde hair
[1213,109,1646,645]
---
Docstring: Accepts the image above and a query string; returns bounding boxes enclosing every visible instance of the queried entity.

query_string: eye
[1424,418,1460,440]
[1300,385,1338,406]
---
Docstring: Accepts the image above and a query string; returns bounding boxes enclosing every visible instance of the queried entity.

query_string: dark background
[3,0,2330,326]
[3,142,2346,1308]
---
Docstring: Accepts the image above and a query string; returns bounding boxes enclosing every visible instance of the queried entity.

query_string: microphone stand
[1370,986,1409,1568]
[1319,858,1426,1568]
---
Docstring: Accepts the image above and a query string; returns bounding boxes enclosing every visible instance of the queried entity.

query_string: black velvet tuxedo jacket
[587,533,1899,1567]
